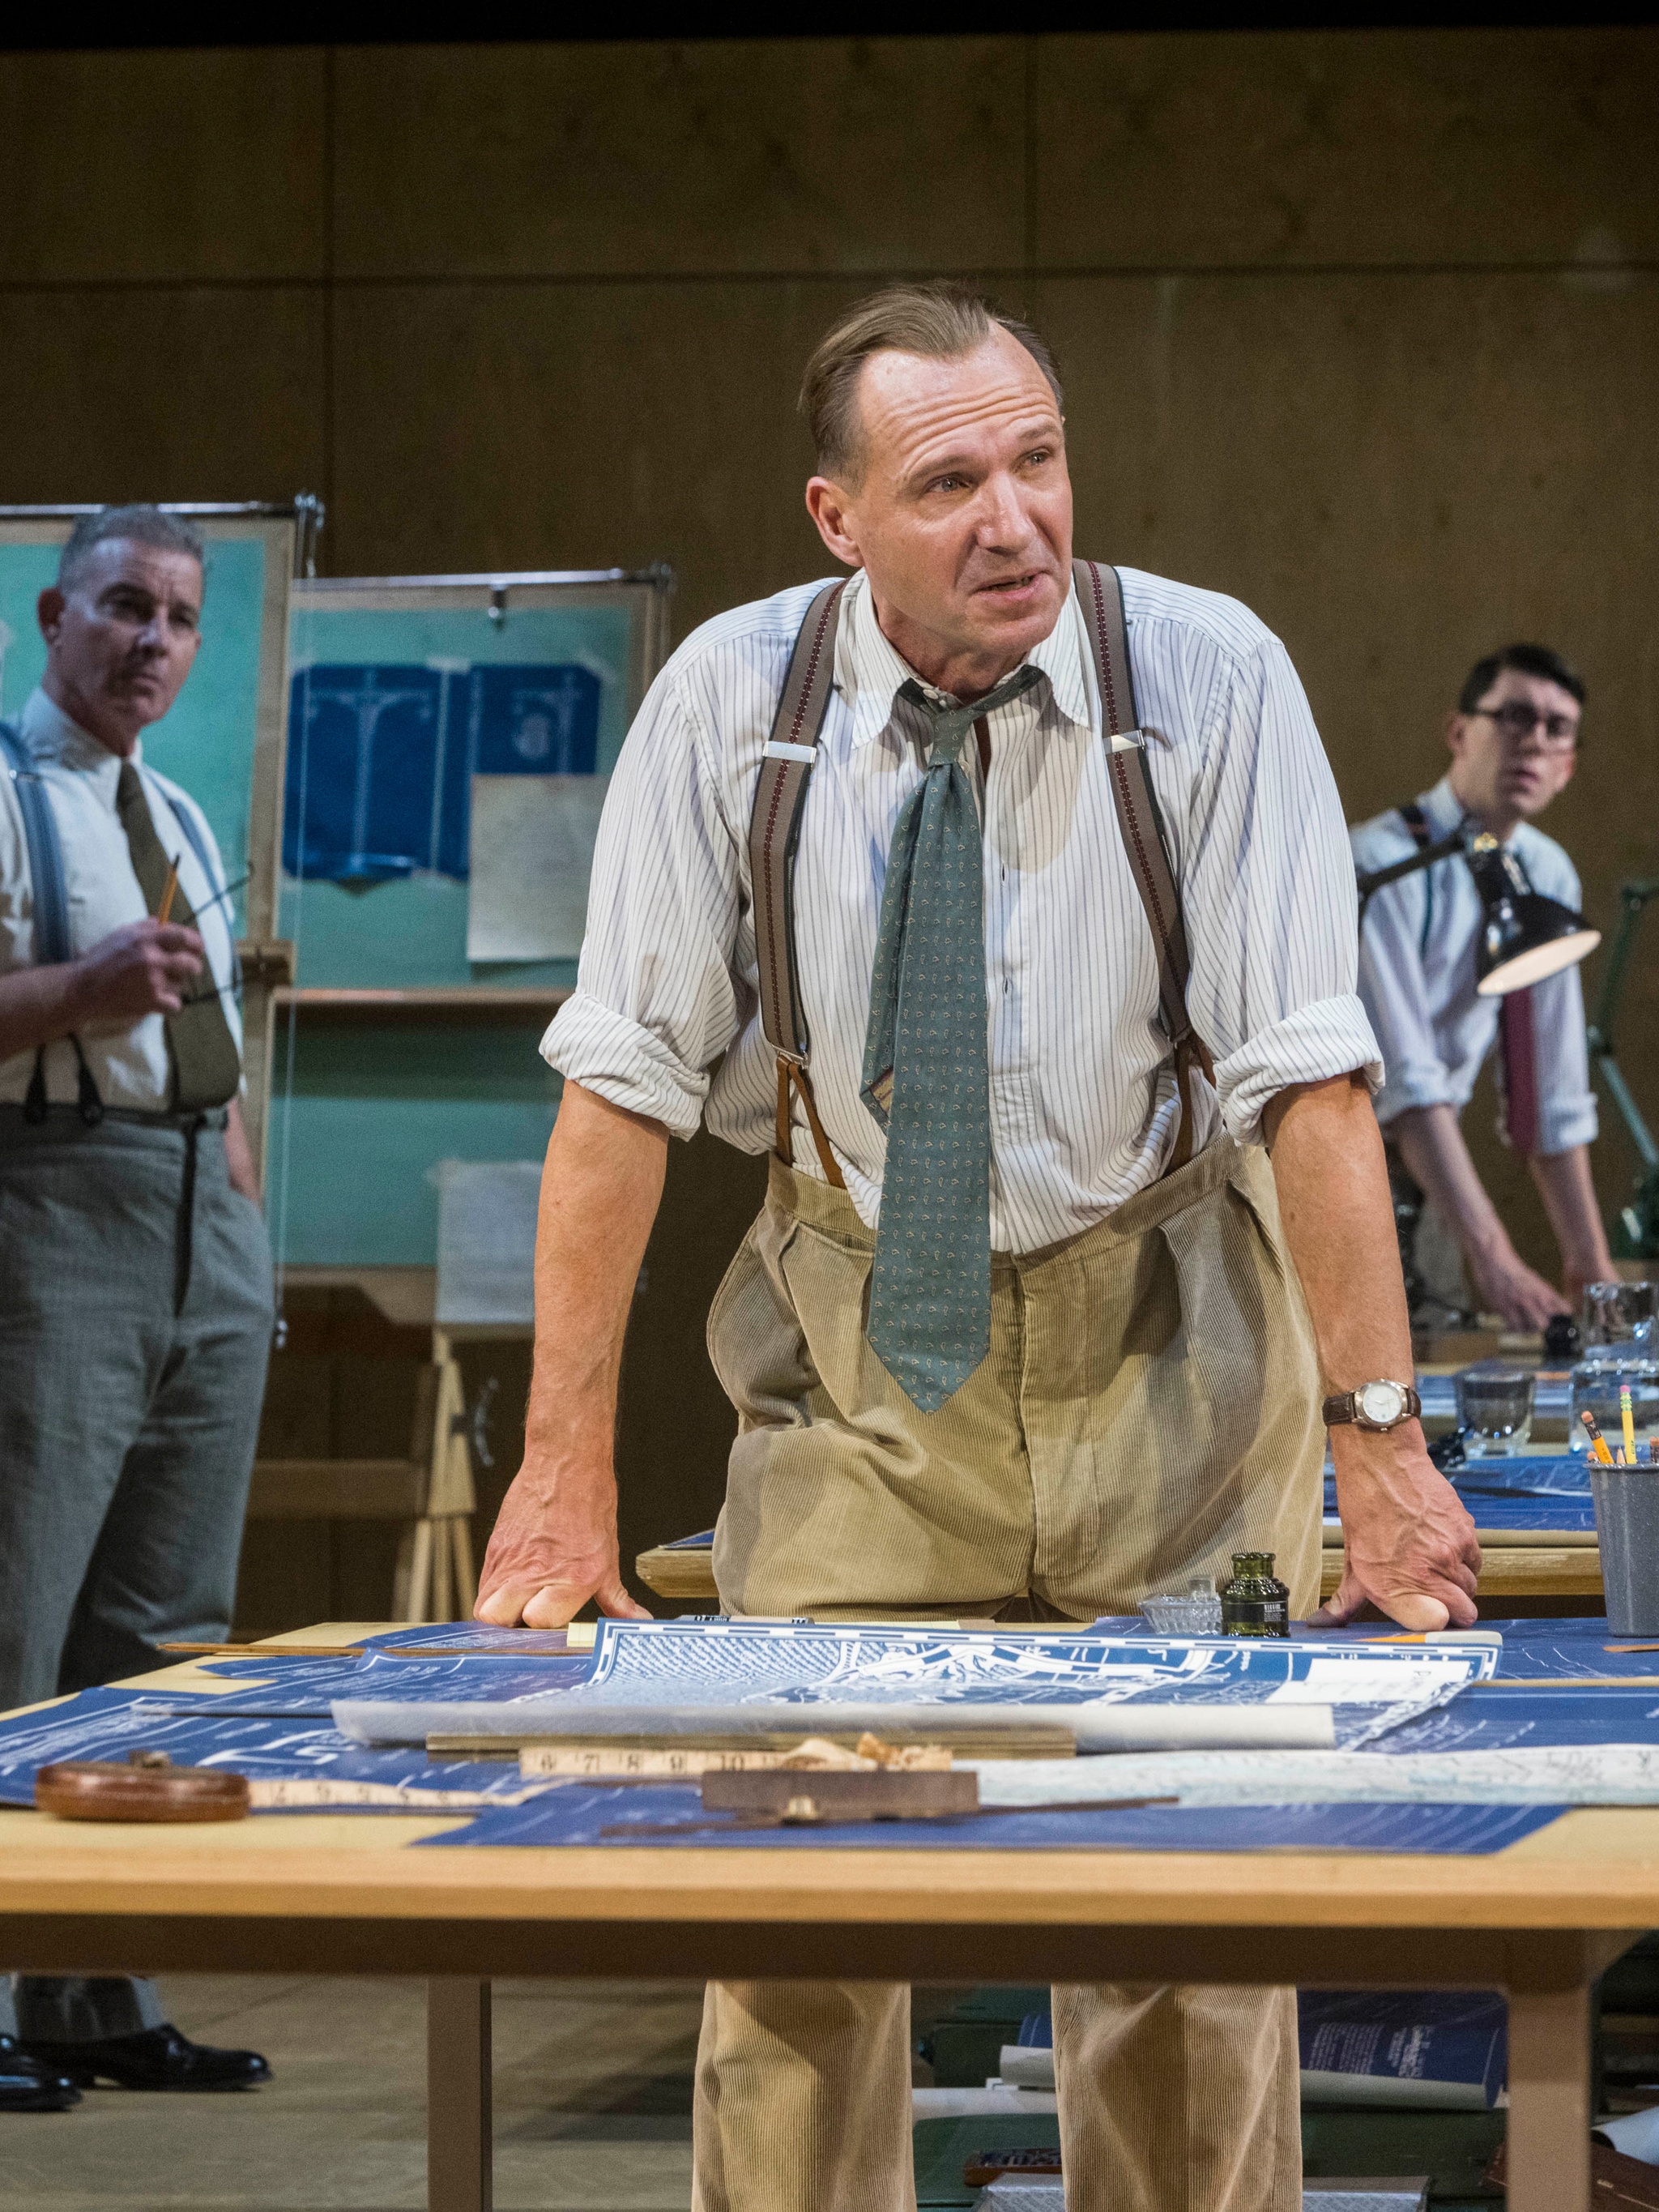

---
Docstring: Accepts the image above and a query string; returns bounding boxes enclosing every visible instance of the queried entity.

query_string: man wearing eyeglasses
[1352,642,1614,1330]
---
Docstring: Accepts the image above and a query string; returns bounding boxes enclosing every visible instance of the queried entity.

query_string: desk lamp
[1355,828,1600,997]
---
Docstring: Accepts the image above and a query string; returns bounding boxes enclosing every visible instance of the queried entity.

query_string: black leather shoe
[0,2035,80,2112]
[23,2023,271,2092]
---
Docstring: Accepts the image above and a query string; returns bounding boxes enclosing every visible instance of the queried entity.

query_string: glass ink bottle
[1221,1552,1290,1638]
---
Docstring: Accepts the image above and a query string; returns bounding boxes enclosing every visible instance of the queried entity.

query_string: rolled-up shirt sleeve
[1180,633,1382,1146]
[540,668,743,1137]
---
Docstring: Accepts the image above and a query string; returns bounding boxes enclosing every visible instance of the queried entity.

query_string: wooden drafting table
[0,1625,1651,2212]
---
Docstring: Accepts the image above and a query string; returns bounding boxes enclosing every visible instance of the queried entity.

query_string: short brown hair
[800,282,1064,485]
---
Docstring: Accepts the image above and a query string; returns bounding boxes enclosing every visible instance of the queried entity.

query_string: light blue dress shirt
[1351,774,1597,1156]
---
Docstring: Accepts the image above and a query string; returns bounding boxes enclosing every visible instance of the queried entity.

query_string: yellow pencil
[1623,1383,1639,1467]
[156,859,179,926]
[1581,1409,1616,1467]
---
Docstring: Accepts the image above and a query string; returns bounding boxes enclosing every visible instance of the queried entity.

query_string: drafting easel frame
[266,565,675,1621]
[0,498,322,1185]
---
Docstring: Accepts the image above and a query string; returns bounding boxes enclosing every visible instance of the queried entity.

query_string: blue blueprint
[123,1648,595,1718]
[565,1619,1496,1710]
[0,1695,533,1808]
[1375,1684,1659,1754]
[284,660,603,886]
[417,1783,1559,1856]
[1324,1455,1595,1532]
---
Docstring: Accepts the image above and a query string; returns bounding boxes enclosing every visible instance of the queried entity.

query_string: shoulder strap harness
[747,563,1215,1185]
[0,720,101,1123]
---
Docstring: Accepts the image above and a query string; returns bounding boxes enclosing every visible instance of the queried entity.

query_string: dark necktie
[859,664,1040,1411]
[116,761,241,1112]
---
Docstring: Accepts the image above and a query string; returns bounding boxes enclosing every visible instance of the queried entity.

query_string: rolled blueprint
[332,1696,1336,1753]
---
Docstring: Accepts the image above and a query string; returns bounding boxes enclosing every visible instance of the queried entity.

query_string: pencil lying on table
[1581,1410,1616,1466]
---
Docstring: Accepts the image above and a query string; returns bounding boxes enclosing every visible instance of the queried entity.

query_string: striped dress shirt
[544,566,1380,1254]
[1352,775,1597,1157]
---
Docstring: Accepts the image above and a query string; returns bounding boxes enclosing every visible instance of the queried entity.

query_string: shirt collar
[832,568,1096,750]
[19,686,138,788]
[1418,772,1529,852]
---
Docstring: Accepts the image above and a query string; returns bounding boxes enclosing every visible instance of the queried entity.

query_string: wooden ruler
[518,1744,955,1781]
[429,1725,1077,1761]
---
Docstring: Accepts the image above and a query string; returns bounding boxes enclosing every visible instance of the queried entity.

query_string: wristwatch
[1322,1379,1422,1433]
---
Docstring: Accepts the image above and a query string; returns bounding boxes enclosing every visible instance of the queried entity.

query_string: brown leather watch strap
[1323,1385,1422,1430]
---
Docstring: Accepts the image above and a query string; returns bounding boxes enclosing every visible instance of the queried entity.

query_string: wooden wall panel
[328,275,852,629]
[0,48,326,283]
[0,284,327,502]
[332,37,1027,280]
[1038,265,1659,1245]
[1034,30,1659,271]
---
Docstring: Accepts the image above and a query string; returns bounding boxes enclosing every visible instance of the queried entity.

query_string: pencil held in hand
[1581,1409,1615,1466]
[156,859,179,926]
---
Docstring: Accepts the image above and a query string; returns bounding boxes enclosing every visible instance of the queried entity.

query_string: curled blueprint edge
[971,1744,1659,1807]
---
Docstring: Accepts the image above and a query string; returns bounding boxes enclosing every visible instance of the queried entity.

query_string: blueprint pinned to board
[332,1620,1498,1750]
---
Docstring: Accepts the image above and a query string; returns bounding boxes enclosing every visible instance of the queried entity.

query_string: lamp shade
[1464,835,1601,997]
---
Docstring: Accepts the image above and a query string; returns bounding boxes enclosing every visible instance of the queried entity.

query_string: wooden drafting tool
[1623,1383,1640,1465]
[36,1752,249,1824]
[1581,1410,1615,1465]
[160,1642,364,1658]
[156,860,179,926]
[431,1723,1078,1761]
[703,1769,979,1822]
[520,1740,955,1782]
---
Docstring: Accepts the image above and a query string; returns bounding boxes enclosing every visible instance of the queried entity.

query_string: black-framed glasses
[1469,702,1580,749]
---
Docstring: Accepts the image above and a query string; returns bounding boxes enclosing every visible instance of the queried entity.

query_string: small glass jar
[1220,1552,1290,1638]
[1570,1280,1659,1455]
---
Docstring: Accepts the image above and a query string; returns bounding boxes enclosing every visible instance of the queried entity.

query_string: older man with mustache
[478,285,1480,2212]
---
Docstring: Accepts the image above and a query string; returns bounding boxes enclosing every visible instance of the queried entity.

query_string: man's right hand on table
[475,1452,652,1628]
[1315,1423,1483,1631]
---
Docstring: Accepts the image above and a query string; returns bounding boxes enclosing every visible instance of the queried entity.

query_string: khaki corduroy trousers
[694,1136,1324,2212]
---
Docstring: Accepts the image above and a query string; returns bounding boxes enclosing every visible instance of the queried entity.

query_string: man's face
[38,538,204,756]
[1446,665,1580,826]
[805,327,1073,693]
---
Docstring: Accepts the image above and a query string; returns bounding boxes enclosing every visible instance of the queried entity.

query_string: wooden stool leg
[451,1514,478,1615]
[394,1519,436,1624]
[428,1977,491,2212]
[432,1514,454,1621]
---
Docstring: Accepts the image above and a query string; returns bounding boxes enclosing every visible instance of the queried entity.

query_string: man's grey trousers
[0,1108,272,2043]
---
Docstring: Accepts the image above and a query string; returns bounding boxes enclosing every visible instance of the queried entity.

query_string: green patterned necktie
[116,762,241,1112]
[860,665,1040,1411]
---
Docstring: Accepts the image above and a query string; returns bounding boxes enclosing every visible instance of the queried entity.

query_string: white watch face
[1358,1379,1407,1427]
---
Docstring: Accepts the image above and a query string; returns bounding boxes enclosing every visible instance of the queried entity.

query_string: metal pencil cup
[1591,1463,1659,1636]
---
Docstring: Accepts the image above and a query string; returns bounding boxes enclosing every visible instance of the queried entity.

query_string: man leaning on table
[475,285,1482,2212]
[0,508,271,2110]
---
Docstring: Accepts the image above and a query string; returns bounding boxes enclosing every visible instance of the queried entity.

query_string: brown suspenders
[746,562,1214,1184]
[1071,558,1217,1171]
[748,579,848,1187]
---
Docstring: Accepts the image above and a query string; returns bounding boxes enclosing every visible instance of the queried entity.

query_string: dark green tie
[116,762,241,1112]
[860,664,1040,1411]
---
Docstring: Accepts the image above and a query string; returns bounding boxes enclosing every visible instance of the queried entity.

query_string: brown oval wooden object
[35,1753,250,1824]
